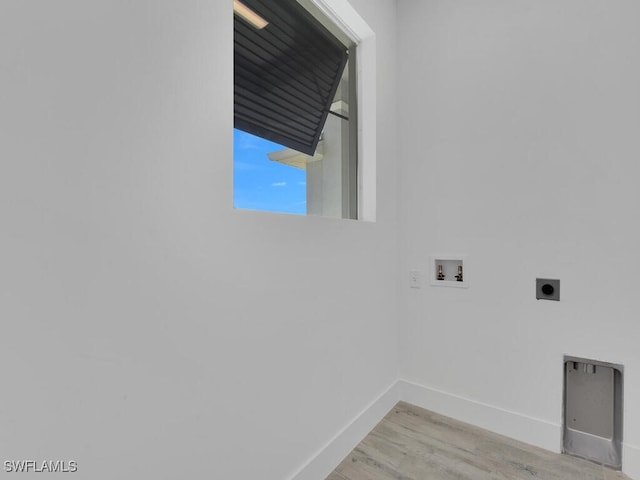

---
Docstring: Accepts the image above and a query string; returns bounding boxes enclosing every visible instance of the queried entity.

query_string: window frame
[306,0,375,221]
[233,0,375,221]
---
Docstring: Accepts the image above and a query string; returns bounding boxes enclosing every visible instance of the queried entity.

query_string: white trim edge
[623,443,640,480]
[305,0,377,222]
[288,382,400,480]
[307,0,375,43]
[398,380,562,454]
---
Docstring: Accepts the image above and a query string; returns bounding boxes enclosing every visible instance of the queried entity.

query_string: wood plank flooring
[327,402,631,480]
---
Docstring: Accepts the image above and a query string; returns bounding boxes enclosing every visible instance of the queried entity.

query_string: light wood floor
[327,402,630,480]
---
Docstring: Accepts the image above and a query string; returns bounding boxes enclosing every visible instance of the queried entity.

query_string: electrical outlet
[410,270,421,289]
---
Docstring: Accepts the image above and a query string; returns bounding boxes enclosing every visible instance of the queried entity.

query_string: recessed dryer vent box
[563,356,623,469]
[431,255,467,288]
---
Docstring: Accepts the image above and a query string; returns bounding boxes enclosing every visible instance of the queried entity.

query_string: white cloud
[297,181,306,186]
[271,182,287,187]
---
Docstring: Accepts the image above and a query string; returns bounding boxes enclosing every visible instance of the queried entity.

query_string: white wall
[0,1,398,479]
[9,0,638,477]
[397,0,640,477]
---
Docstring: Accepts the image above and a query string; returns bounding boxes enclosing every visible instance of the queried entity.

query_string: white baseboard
[624,443,640,480]
[290,379,640,480]
[398,379,562,454]
[289,382,401,480]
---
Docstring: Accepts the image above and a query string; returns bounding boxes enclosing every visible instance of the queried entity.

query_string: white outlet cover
[409,270,421,289]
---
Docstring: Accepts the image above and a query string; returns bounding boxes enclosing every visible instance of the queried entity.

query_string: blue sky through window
[233,129,306,215]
